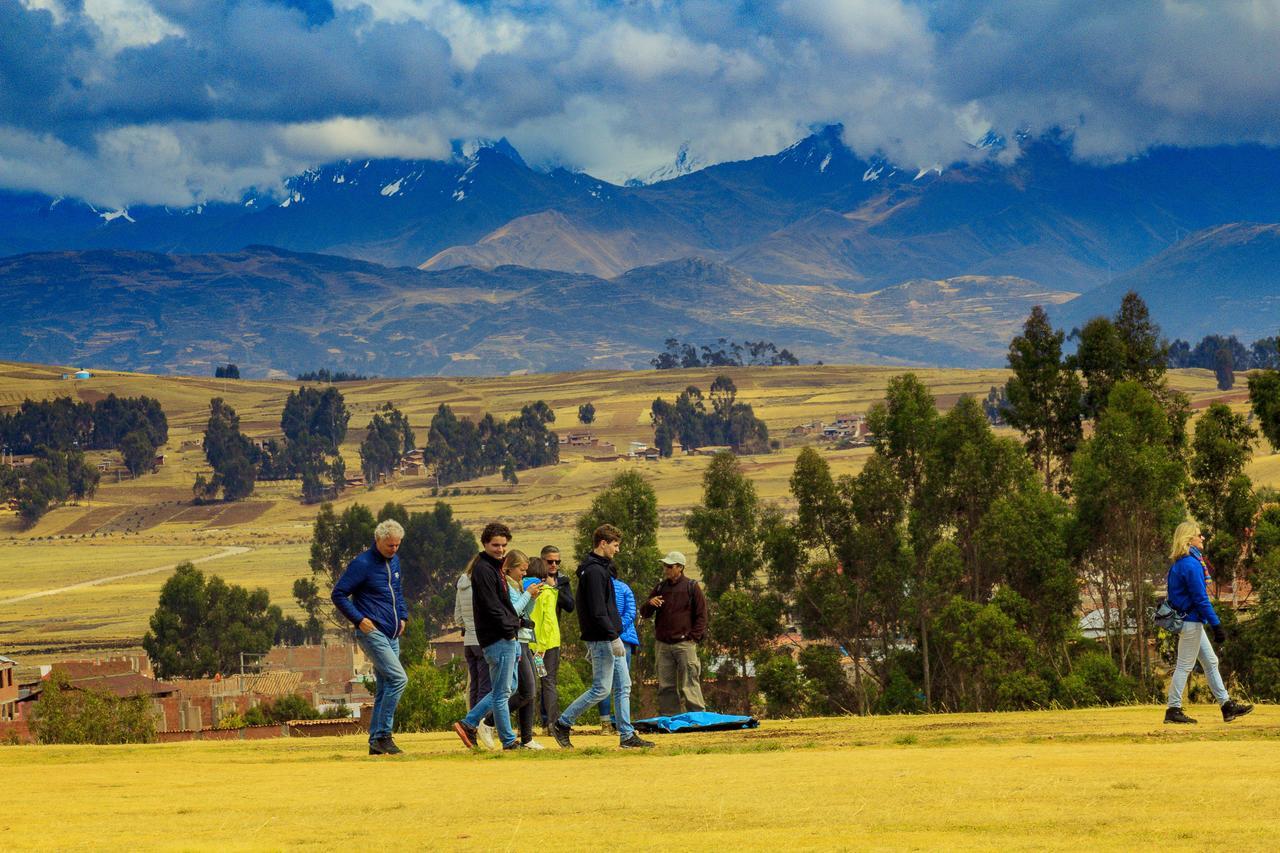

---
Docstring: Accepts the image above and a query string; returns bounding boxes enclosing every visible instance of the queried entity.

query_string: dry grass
[6,706,1280,851]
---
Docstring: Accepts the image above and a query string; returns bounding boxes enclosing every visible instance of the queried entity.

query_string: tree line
[694,292,1280,714]
[650,375,771,456]
[295,368,371,382]
[196,386,350,503]
[1168,334,1280,373]
[422,401,559,486]
[0,394,167,456]
[651,337,800,369]
[0,394,168,527]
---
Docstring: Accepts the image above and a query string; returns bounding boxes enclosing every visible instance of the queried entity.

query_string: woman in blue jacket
[1164,520,1253,724]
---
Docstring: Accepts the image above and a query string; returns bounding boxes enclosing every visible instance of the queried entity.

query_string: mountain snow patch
[380,178,403,197]
[863,164,884,182]
[100,208,134,223]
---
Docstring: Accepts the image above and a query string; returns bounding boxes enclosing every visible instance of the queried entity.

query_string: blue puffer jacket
[331,545,409,639]
[1167,549,1219,626]
[613,577,639,647]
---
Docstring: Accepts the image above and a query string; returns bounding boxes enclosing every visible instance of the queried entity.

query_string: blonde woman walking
[1163,520,1253,724]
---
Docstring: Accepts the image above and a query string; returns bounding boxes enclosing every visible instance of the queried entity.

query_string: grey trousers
[656,639,706,716]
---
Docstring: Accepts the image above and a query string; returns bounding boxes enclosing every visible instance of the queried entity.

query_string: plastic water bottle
[534,652,547,678]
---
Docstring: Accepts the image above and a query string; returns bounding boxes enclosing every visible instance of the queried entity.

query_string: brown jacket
[640,575,707,643]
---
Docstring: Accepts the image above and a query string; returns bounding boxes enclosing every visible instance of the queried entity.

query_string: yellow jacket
[530,585,559,652]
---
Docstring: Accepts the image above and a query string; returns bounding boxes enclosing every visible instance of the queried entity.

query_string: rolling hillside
[0,248,1076,376]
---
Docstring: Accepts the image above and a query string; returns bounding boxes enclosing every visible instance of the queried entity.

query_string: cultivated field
[6,706,1279,851]
[1,360,1275,660]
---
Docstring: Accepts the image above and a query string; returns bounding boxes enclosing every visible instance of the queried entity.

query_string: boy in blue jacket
[332,519,410,754]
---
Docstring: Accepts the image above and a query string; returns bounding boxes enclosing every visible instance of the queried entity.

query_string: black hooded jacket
[576,551,622,642]
[470,551,520,647]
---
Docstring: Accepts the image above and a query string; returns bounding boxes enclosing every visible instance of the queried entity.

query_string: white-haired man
[332,518,410,755]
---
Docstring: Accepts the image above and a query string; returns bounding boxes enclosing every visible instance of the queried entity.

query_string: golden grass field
[1,359,1276,661]
[6,706,1280,851]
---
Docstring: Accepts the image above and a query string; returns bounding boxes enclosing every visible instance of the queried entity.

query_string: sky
[4,0,1280,207]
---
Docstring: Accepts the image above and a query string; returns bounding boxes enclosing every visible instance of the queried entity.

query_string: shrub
[756,653,804,718]
[395,658,469,733]
[874,666,925,715]
[995,672,1050,710]
[800,645,859,715]
[30,673,155,744]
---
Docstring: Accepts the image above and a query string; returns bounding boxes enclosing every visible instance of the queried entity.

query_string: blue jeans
[560,640,634,740]
[598,643,635,720]
[1167,621,1229,707]
[356,629,408,743]
[462,638,520,747]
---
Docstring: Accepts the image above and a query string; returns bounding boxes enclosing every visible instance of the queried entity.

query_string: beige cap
[660,551,687,566]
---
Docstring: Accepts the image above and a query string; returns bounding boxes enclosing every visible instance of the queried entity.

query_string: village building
[0,656,17,722]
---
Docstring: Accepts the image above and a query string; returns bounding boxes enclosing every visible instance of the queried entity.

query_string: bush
[395,658,469,733]
[800,645,858,715]
[874,666,925,715]
[217,712,248,729]
[995,672,1050,710]
[756,653,804,718]
[30,673,155,744]
[1066,651,1137,706]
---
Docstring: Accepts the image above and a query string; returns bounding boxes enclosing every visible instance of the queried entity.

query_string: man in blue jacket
[332,519,410,754]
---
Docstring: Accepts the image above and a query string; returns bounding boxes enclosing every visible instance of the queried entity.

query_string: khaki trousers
[655,639,706,716]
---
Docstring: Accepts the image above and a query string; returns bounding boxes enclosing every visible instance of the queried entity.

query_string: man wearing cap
[640,551,708,716]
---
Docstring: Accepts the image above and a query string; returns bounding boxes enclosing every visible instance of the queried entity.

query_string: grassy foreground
[9,706,1280,851]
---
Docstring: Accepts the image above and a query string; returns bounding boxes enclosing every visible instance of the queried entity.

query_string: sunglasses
[545,559,561,565]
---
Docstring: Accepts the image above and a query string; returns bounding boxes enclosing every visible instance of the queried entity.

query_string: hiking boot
[376,736,404,755]
[1222,699,1254,722]
[476,721,497,750]
[548,718,574,749]
[619,733,655,749]
[599,718,614,735]
[502,741,529,750]
[453,721,478,749]
[369,740,389,755]
[1164,706,1197,725]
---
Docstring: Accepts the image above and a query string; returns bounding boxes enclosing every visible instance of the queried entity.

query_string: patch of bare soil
[168,504,227,523]
[205,502,272,527]
[56,506,127,536]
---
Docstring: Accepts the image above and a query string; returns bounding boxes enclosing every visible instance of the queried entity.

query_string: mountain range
[4,127,1280,374]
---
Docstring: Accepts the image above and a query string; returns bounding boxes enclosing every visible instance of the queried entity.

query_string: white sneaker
[477,721,497,750]
[522,739,546,750]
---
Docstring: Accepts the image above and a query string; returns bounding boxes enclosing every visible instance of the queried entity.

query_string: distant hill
[0,248,1075,376]
[1050,223,1280,342]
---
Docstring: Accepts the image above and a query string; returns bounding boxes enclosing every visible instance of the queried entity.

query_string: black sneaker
[1222,699,1254,722]
[377,736,403,755]
[619,733,655,749]
[502,741,528,750]
[548,718,574,749]
[369,740,388,755]
[1164,706,1197,724]
[453,721,478,749]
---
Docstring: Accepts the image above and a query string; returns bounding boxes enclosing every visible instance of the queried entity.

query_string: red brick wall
[0,720,32,743]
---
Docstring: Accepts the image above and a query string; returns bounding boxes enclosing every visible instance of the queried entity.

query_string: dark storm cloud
[2,0,1279,206]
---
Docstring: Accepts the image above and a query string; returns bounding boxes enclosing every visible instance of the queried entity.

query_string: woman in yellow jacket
[524,548,575,732]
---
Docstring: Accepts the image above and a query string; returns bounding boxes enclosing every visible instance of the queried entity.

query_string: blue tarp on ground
[633,711,759,733]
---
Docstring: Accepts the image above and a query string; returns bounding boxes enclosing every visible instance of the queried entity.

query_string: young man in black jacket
[453,522,524,750]
[548,524,654,750]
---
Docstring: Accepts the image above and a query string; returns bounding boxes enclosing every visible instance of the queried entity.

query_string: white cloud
[83,0,184,54]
